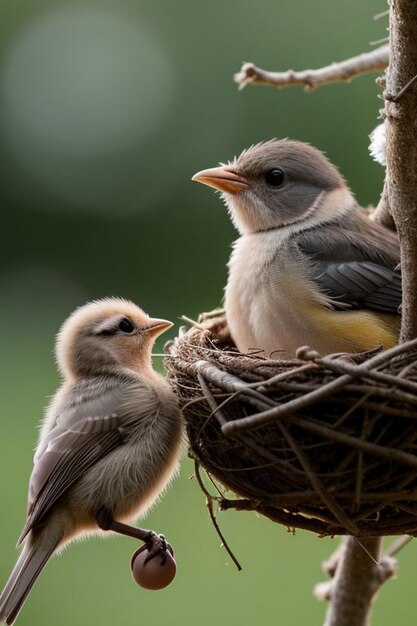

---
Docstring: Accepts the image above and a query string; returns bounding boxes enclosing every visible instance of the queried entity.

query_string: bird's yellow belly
[313,307,400,354]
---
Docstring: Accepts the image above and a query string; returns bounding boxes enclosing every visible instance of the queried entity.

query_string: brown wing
[19,377,144,543]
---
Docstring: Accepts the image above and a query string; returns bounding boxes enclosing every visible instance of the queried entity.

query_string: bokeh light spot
[1,4,175,213]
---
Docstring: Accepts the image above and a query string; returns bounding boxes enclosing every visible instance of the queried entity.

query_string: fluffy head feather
[56,298,171,380]
[194,139,352,234]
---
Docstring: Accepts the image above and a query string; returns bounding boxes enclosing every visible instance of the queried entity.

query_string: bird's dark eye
[265,168,285,187]
[118,317,135,334]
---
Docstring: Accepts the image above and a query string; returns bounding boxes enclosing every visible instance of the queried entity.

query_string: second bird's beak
[145,319,173,338]
[192,165,249,195]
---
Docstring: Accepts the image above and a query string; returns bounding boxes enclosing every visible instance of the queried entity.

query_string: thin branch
[388,72,417,102]
[374,9,389,21]
[369,37,389,46]
[316,355,417,394]
[385,535,413,557]
[193,460,242,571]
[234,45,388,92]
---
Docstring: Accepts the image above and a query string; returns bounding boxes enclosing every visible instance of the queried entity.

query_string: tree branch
[234,45,388,92]
[321,3,417,623]
[385,1,417,342]
[318,537,396,626]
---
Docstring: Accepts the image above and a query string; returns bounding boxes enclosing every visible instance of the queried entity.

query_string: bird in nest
[193,139,401,358]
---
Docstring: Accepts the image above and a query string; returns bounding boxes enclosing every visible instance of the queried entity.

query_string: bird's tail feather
[0,532,60,625]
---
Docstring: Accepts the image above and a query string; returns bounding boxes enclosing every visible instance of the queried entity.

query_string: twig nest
[165,312,417,537]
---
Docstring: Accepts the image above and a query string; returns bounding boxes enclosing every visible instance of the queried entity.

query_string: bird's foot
[95,507,171,563]
[143,531,173,565]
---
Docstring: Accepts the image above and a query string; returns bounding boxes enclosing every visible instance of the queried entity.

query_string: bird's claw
[144,532,171,565]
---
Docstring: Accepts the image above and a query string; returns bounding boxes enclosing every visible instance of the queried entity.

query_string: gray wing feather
[19,377,148,543]
[294,210,401,313]
[315,261,402,312]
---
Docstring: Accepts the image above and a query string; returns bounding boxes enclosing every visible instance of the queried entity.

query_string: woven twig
[165,316,417,537]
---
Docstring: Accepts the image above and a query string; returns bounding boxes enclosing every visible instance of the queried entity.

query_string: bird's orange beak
[192,165,249,195]
[145,319,173,338]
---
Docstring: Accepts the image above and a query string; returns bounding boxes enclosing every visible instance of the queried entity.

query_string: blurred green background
[0,1,412,625]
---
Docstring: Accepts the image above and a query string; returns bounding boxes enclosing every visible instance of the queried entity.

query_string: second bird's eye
[118,318,135,334]
[265,168,285,187]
